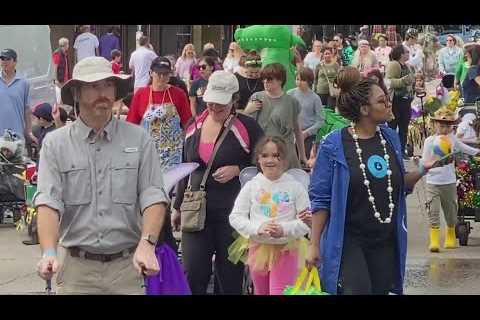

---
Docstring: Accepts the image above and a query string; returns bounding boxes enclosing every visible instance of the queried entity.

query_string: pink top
[199,141,215,164]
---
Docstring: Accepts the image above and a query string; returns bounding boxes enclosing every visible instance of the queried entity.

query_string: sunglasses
[0,57,13,61]
[199,64,209,70]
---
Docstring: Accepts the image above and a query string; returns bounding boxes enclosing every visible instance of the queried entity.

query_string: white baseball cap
[203,71,239,105]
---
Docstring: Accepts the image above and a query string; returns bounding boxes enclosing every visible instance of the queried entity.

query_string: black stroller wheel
[457,223,469,246]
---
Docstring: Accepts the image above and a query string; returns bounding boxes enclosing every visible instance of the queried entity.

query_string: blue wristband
[42,248,57,258]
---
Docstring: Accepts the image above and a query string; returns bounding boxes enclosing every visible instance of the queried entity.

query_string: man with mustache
[34,57,169,294]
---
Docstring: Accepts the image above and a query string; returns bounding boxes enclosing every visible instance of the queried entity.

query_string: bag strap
[197,114,236,190]
[321,63,332,87]
[291,267,309,294]
[304,267,322,292]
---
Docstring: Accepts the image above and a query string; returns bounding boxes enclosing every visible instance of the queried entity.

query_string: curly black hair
[336,67,380,122]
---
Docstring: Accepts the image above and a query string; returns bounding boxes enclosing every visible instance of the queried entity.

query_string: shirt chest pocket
[111,154,140,204]
[60,162,91,205]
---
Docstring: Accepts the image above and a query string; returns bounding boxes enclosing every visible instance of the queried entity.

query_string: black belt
[69,247,136,263]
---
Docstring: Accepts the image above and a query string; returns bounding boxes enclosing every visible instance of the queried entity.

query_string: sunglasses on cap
[245,60,262,67]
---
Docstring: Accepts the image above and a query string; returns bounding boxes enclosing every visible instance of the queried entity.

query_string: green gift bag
[284,267,329,295]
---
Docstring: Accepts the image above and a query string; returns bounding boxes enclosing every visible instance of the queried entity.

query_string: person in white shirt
[374,34,391,74]
[73,25,99,63]
[403,28,424,73]
[456,113,478,144]
[303,40,323,73]
[229,136,311,295]
[129,36,158,92]
[422,107,480,253]
[223,42,243,73]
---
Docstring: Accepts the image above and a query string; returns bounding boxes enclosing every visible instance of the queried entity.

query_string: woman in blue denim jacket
[306,67,441,295]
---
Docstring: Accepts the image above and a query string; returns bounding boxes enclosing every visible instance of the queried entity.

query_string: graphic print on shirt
[256,189,291,217]
[367,155,388,179]
[143,101,183,170]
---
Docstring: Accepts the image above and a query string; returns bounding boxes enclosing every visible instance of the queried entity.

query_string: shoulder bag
[180,114,236,232]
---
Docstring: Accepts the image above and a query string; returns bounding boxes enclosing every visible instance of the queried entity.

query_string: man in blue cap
[0,48,38,145]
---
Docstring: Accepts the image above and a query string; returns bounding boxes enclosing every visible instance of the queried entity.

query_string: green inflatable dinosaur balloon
[235,25,306,91]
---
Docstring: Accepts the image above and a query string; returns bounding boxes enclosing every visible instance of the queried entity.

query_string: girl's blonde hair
[181,43,196,59]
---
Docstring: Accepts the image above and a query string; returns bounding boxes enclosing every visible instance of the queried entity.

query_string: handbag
[283,267,329,295]
[180,114,235,232]
[321,63,340,97]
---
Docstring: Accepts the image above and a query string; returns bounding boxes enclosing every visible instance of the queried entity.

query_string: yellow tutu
[228,235,308,274]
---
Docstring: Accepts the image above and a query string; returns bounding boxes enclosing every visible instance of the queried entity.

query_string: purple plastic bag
[146,244,191,295]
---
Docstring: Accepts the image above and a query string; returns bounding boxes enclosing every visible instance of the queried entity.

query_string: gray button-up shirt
[33,117,168,254]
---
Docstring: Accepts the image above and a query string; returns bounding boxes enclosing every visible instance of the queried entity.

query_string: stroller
[0,130,27,225]
[455,101,480,245]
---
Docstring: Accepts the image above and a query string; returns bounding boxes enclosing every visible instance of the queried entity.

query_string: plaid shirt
[386,25,398,47]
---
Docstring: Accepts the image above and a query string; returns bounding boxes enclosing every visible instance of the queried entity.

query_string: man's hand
[133,240,160,277]
[37,256,59,280]
[212,165,240,184]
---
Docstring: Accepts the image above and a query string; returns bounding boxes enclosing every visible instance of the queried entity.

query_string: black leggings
[338,235,396,295]
[388,95,413,154]
[181,209,244,295]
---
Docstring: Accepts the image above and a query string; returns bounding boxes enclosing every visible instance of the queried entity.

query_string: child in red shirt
[111,49,122,74]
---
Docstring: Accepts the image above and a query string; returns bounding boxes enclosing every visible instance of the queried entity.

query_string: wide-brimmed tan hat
[61,56,131,106]
[430,107,459,123]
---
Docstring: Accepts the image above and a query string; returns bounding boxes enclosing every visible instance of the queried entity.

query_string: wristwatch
[141,234,158,246]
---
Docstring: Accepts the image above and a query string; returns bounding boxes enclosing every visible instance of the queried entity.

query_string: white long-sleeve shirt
[229,172,310,244]
[457,113,478,144]
[403,42,424,73]
[423,133,479,185]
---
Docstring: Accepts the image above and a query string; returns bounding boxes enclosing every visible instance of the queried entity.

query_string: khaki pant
[56,247,144,295]
[425,183,458,228]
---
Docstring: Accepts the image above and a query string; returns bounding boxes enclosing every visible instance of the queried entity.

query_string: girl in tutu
[228,136,311,295]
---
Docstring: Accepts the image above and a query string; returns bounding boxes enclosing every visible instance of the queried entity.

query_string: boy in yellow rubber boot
[422,107,480,252]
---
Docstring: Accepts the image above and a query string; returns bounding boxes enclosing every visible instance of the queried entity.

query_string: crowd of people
[1,24,480,296]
